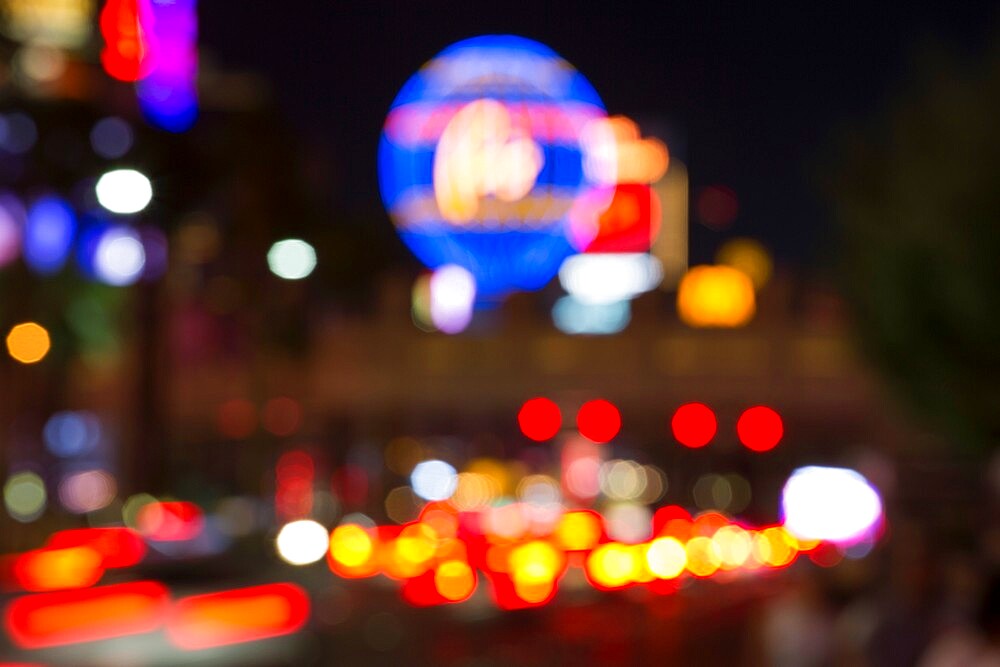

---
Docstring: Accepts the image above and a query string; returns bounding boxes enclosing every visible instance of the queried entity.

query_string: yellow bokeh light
[716,237,773,289]
[509,540,562,588]
[555,511,602,552]
[386,523,437,578]
[753,526,798,568]
[6,322,51,364]
[713,525,752,570]
[329,524,374,568]
[434,559,475,601]
[676,265,756,328]
[586,543,639,589]
[685,536,723,577]
[645,536,687,579]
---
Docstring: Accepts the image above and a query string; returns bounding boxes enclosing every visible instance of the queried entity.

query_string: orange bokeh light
[166,583,310,650]
[5,322,50,364]
[13,547,103,592]
[676,265,755,328]
[434,560,476,602]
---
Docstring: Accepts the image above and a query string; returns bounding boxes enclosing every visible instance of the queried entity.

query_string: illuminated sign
[378,35,608,300]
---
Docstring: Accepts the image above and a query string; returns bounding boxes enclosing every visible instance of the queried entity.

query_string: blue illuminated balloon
[24,195,76,275]
[378,35,608,300]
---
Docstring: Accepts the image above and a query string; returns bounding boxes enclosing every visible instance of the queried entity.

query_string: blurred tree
[831,39,1000,452]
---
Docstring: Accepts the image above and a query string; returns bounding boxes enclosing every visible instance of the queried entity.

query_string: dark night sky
[199,2,998,268]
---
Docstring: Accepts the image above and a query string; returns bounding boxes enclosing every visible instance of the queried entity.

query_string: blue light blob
[24,195,76,275]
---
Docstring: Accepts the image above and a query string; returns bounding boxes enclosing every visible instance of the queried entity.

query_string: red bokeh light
[736,406,783,452]
[695,184,739,229]
[276,450,314,520]
[100,0,157,82]
[576,399,621,443]
[581,183,661,253]
[46,528,146,570]
[216,399,257,439]
[517,397,562,442]
[670,403,717,448]
[263,397,303,437]
[4,581,169,649]
[136,501,204,542]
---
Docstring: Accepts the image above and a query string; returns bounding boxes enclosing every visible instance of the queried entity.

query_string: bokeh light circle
[378,35,608,300]
[276,519,330,565]
[781,466,883,544]
[736,405,783,452]
[517,397,561,441]
[410,460,458,501]
[95,168,153,215]
[4,471,46,522]
[268,239,316,280]
[6,322,50,364]
[576,399,621,443]
[94,226,146,286]
[671,402,717,448]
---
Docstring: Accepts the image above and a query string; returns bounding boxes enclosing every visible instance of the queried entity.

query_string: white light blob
[410,459,458,501]
[781,466,883,544]
[275,519,329,565]
[429,264,476,334]
[94,226,146,286]
[95,168,153,214]
[267,239,317,280]
[558,253,663,304]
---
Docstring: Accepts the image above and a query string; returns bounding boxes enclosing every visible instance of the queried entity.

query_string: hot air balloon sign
[378,35,609,301]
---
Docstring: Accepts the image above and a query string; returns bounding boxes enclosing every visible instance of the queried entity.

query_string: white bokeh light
[429,264,476,334]
[781,466,883,544]
[58,469,116,514]
[95,169,153,214]
[558,253,663,305]
[275,519,329,565]
[410,459,458,501]
[267,239,317,280]
[95,226,146,286]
